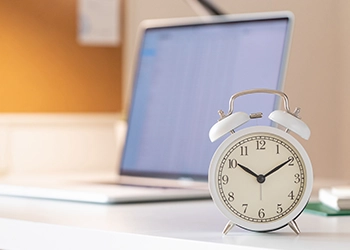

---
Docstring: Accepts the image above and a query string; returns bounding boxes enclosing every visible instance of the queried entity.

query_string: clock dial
[215,131,306,224]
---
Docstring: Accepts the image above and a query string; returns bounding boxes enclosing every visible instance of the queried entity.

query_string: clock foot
[222,221,235,235]
[288,220,300,235]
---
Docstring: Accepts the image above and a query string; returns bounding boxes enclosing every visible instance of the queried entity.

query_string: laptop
[0,11,294,203]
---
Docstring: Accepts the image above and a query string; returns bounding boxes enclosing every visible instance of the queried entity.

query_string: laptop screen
[121,14,292,181]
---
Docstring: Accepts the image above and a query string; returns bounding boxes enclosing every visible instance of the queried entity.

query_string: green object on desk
[305,202,350,216]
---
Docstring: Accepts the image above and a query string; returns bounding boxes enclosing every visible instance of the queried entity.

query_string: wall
[338,1,350,178]
[0,114,125,174]
[124,0,349,180]
[0,0,123,112]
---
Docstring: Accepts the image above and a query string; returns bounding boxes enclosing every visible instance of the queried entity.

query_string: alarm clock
[208,89,313,235]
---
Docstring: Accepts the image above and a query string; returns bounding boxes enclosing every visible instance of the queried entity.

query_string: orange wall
[0,0,122,112]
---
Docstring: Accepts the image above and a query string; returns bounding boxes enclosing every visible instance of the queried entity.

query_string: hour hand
[237,163,258,178]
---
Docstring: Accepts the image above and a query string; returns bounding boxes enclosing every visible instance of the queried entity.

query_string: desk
[0,194,349,250]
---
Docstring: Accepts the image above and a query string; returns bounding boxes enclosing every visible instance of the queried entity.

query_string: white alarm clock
[208,89,313,235]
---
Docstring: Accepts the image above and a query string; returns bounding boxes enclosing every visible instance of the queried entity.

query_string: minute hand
[264,158,292,178]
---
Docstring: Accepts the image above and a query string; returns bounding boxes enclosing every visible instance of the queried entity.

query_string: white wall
[0,114,126,175]
[124,0,350,179]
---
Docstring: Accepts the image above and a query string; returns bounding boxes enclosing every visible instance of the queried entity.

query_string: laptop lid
[119,12,294,187]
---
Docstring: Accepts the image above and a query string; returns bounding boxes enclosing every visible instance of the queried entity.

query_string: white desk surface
[0,190,349,250]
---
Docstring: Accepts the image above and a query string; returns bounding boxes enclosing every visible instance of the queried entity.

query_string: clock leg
[288,220,300,235]
[222,220,235,235]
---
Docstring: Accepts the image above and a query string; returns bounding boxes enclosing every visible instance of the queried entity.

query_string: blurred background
[0,0,349,181]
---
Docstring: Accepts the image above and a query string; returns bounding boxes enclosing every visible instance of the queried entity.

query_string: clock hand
[237,163,258,178]
[238,163,267,184]
[264,158,292,178]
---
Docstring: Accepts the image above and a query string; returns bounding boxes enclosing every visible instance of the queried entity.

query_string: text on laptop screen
[121,17,290,180]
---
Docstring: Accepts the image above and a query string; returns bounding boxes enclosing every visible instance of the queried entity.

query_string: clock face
[209,126,312,232]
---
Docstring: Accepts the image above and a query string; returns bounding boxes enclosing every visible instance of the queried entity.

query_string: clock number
[258,208,265,218]
[222,175,229,185]
[242,204,248,213]
[294,173,301,183]
[288,156,294,166]
[276,203,283,214]
[228,159,237,169]
[240,146,248,156]
[288,190,295,200]
[256,140,266,150]
[228,192,235,202]
[276,145,280,154]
